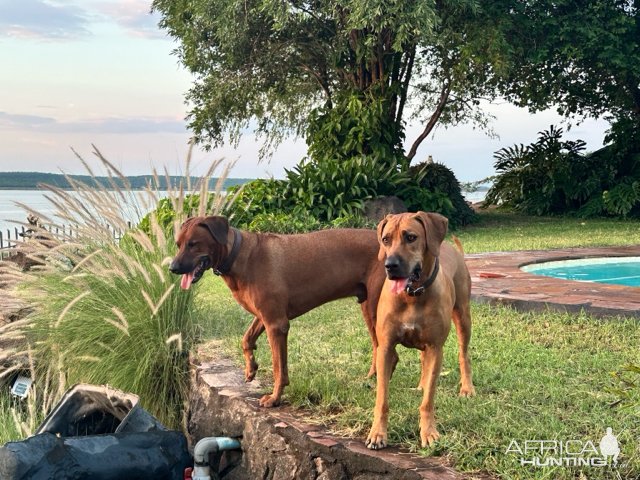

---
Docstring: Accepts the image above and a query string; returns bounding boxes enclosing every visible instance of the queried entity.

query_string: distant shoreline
[0,172,252,190]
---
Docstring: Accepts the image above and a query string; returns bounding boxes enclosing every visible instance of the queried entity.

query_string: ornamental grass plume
[1,145,232,432]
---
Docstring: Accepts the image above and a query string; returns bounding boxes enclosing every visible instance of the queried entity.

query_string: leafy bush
[406,162,476,228]
[486,124,640,218]
[224,179,292,227]
[141,93,474,230]
[284,155,413,221]
[138,191,221,237]
[246,211,321,233]
[245,211,376,233]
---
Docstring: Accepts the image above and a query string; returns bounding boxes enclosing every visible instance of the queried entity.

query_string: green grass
[195,212,640,479]
[456,211,640,253]
[0,381,47,445]
[0,392,27,444]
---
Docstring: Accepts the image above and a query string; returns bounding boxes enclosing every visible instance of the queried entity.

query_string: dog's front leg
[242,316,264,382]
[366,342,395,450]
[419,346,444,447]
[259,319,290,407]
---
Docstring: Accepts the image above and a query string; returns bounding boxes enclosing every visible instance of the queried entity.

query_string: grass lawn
[456,211,640,254]
[195,212,640,479]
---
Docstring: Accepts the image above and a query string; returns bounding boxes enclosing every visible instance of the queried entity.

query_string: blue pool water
[522,257,640,287]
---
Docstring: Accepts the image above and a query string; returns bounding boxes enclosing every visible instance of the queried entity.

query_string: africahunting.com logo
[506,428,621,467]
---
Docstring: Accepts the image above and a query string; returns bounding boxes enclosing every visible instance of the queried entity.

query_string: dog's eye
[381,236,390,245]
[405,234,417,243]
[187,240,197,248]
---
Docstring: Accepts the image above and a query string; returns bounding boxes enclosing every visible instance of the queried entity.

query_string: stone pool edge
[466,245,640,319]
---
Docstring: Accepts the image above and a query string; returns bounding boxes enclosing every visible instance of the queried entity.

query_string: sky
[0,0,611,182]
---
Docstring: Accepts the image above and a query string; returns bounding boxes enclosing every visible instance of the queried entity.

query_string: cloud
[69,117,187,134]
[0,111,187,134]
[0,0,91,40]
[95,0,166,40]
[0,111,57,127]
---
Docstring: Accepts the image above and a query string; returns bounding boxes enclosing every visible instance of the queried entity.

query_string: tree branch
[301,64,333,107]
[395,44,416,131]
[406,81,452,162]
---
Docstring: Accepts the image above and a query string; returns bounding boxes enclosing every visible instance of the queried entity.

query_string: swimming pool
[522,257,640,287]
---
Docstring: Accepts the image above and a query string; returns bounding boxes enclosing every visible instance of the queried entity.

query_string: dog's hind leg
[452,306,475,397]
[360,301,379,378]
[242,316,264,382]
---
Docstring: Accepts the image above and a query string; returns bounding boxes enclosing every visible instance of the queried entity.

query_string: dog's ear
[413,211,448,257]
[376,215,390,261]
[199,216,229,245]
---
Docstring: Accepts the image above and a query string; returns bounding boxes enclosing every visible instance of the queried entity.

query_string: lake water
[0,190,61,234]
[0,189,166,237]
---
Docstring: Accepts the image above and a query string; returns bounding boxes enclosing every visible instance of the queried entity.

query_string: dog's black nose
[168,259,180,274]
[385,257,400,272]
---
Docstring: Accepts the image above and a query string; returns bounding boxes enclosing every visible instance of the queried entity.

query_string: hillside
[0,172,251,190]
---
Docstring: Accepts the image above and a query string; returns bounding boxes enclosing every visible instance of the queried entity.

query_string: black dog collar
[214,228,242,276]
[405,257,440,297]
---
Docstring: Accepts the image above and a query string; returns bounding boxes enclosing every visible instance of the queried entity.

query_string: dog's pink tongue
[181,272,195,290]
[389,278,409,295]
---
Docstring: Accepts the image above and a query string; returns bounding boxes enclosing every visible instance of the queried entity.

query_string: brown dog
[169,216,385,407]
[366,211,475,450]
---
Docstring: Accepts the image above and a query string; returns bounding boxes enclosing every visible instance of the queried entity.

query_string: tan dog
[169,216,385,407]
[366,211,475,450]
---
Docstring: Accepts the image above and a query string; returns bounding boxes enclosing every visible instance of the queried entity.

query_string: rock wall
[188,349,475,480]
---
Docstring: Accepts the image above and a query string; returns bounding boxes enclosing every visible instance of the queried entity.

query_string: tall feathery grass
[0,146,232,436]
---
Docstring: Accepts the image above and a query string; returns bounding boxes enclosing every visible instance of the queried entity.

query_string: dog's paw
[420,425,440,448]
[365,428,388,450]
[259,394,281,408]
[459,384,476,397]
[244,361,258,382]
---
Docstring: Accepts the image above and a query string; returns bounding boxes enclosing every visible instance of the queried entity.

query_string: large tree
[487,0,640,218]
[152,0,510,163]
[501,0,640,134]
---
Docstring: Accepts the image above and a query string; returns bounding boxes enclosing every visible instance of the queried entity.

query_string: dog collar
[214,228,242,276]
[405,257,440,297]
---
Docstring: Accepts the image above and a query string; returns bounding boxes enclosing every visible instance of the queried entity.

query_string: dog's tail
[452,235,464,256]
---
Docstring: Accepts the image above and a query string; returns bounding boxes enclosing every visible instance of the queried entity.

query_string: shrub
[246,211,321,233]
[306,90,405,165]
[405,162,476,228]
[224,178,292,227]
[486,124,640,218]
[284,155,412,221]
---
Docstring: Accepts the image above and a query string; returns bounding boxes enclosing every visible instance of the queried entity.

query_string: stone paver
[466,245,640,318]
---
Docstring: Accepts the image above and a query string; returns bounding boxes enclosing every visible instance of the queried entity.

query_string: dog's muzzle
[170,255,211,290]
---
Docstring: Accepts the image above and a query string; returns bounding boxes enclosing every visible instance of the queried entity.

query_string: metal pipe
[191,437,241,480]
